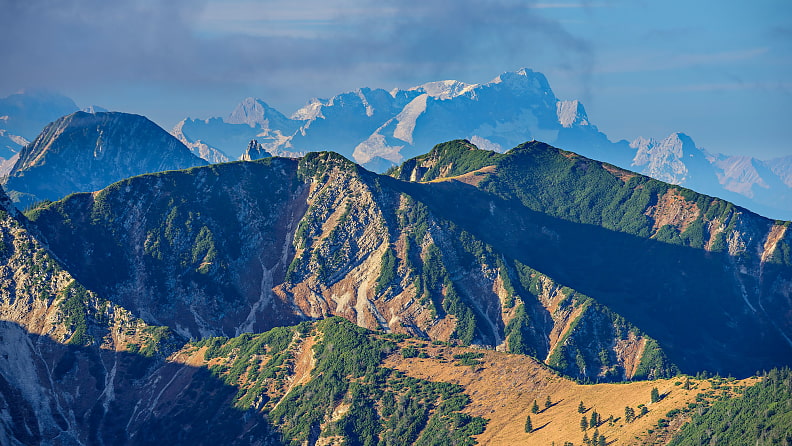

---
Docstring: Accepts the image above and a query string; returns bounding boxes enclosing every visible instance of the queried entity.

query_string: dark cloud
[0,0,592,109]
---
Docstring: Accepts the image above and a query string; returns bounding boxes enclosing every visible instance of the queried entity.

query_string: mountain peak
[4,111,206,206]
[491,68,553,93]
[556,100,590,128]
[412,80,477,100]
[226,97,292,128]
[630,132,702,184]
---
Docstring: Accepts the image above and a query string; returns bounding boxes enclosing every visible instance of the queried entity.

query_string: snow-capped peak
[411,80,477,100]
[291,98,326,121]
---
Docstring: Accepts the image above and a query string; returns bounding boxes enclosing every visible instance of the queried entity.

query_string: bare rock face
[241,139,273,161]
[3,111,207,207]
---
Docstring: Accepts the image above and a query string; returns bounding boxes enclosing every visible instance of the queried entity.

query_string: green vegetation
[401,346,419,359]
[651,387,661,403]
[297,151,357,181]
[504,304,537,357]
[394,140,505,182]
[137,326,176,357]
[669,368,792,445]
[394,198,489,345]
[625,406,635,423]
[452,352,485,366]
[375,247,398,295]
[200,318,487,446]
[57,281,93,346]
[633,339,679,380]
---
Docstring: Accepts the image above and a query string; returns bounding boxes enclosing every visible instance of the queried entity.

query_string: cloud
[0,0,593,108]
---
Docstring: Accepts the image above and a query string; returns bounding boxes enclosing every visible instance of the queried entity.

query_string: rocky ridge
[24,140,792,381]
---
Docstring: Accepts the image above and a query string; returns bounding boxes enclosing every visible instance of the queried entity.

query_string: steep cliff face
[3,111,207,207]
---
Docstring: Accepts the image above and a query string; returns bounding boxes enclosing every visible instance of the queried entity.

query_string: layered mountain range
[0,72,790,444]
[18,139,792,378]
[0,132,790,443]
[172,69,792,220]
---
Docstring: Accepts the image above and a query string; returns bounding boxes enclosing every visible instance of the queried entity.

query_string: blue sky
[1,0,790,159]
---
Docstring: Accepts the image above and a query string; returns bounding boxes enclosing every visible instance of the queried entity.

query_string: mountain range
[1,131,790,442]
[0,69,790,444]
[171,69,792,221]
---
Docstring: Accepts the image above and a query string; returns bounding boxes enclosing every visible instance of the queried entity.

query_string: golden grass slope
[384,340,756,445]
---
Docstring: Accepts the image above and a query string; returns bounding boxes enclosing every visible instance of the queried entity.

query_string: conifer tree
[581,415,588,431]
[545,395,552,410]
[525,415,533,433]
[651,387,660,403]
[589,410,599,428]
[532,399,540,414]
[578,401,586,413]
[598,433,606,446]
[625,406,635,422]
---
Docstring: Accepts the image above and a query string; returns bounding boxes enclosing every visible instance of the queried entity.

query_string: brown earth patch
[602,163,638,183]
[761,223,788,263]
[647,189,701,233]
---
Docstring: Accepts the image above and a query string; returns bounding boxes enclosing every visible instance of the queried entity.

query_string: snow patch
[412,80,477,100]
[393,94,428,144]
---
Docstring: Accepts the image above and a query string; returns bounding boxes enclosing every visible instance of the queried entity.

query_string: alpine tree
[651,387,660,403]
[525,415,533,433]
[545,395,552,410]
[625,406,635,422]
[580,415,588,431]
[578,401,586,413]
[589,410,599,428]
[531,399,540,414]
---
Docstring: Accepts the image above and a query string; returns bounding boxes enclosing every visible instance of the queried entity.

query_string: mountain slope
[3,111,207,207]
[25,150,672,383]
[24,140,792,380]
[392,140,792,376]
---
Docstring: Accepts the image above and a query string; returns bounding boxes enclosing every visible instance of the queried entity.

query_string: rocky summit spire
[241,139,272,161]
